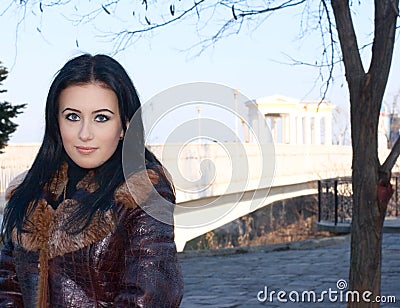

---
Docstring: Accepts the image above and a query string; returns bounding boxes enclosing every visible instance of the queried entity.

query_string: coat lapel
[12,162,115,259]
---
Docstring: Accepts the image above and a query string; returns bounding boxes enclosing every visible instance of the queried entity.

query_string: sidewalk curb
[178,234,351,259]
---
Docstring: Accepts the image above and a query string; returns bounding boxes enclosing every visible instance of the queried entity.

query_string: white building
[246,95,335,145]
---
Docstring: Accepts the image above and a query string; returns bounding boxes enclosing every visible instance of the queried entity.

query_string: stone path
[179,233,400,307]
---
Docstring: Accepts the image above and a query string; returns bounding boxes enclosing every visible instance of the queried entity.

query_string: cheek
[58,122,73,145]
[109,130,122,147]
[100,126,122,147]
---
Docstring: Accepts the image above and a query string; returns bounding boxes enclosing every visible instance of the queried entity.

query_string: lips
[76,146,98,155]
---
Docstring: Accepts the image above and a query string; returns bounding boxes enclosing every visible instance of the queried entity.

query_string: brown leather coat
[0,163,183,307]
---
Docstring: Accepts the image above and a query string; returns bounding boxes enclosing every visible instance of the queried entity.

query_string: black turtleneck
[65,156,89,200]
[51,147,123,211]
[52,156,90,209]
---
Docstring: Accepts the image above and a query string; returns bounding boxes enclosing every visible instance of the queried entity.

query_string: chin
[69,158,102,169]
[80,162,103,169]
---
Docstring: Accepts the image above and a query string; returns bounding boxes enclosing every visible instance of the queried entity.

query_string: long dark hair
[2,54,160,241]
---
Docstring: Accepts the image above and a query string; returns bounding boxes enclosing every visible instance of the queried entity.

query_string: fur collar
[5,162,161,258]
[5,162,164,308]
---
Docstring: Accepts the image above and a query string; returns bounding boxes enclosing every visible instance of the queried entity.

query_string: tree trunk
[348,93,385,307]
[330,1,399,307]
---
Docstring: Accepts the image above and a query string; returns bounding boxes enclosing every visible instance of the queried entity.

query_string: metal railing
[318,175,400,226]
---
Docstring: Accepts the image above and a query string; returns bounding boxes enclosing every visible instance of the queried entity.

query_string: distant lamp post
[197,105,202,144]
[233,89,240,143]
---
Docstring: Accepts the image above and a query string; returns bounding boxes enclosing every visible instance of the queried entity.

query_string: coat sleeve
[0,242,24,307]
[113,165,184,307]
[0,172,26,307]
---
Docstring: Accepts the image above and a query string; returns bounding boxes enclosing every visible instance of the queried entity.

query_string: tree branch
[367,0,399,101]
[330,0,365,85]
[380,136,400,183]
[317,0,336,102]
[103,0,207,52]
[221,0,307,17]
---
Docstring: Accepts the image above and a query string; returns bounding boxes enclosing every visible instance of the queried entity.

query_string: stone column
[296,116,303,144]
[271,117,278,143]
[324,114,333,145]
[313,116,321,145]
[281,115,289,144]
[289,114,297,144]
[303,116,311,144]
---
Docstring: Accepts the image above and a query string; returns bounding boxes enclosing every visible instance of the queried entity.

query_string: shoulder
[114,163,175,209]
[5,170,28,201]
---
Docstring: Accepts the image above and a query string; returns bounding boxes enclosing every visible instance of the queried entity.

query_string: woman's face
[58,83,124,169]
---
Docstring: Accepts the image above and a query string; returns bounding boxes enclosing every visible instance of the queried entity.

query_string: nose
[79,120,94,141]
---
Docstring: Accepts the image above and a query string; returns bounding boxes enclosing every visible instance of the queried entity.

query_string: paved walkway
[179,233,400,307]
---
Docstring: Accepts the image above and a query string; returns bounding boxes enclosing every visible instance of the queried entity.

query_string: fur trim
[114,168,160,208]
[46,163,68,198]
[14,199,53,308]
[49,199,114,258]
[12,199,53,253]
[10,161,115,257]
[13,199,115,259]
[9,164,168,256]
[76,170,99,193]
[114,166,175,225]
[5,170,28,201]
[13,198,115,308]
[8,163,172,308]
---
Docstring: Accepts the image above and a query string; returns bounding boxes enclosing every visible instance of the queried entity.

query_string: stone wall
[185,195,330,250]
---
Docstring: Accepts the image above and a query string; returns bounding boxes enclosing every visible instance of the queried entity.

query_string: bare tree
[331,3,399,307]
[3,1,400,307]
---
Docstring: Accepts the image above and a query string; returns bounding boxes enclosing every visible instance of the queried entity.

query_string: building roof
[246,94,335,114]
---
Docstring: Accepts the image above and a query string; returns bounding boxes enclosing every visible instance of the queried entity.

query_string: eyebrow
[61,107,115,114]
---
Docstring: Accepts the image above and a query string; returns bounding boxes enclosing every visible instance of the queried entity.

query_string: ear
[120,121,130,139]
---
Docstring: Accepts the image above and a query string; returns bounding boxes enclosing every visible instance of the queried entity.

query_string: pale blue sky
[0,1,399,143]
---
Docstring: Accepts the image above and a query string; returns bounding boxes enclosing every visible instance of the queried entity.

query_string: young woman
[0,54,183,307]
